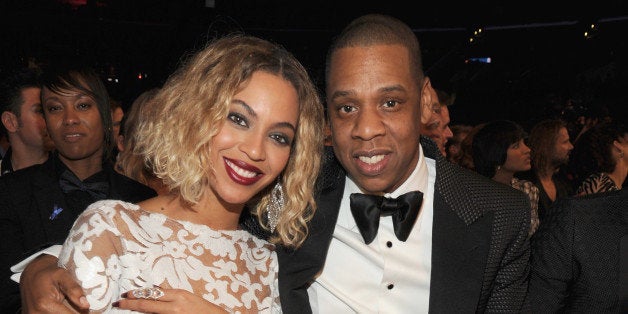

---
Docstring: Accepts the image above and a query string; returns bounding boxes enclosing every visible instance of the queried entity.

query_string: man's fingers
[18,254,87,314]
[57,269,89,309]
[59,289,89,310]
[24,298,78,314]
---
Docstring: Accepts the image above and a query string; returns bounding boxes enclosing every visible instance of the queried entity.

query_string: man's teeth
[226,160,257,178]
[358,155,384,164]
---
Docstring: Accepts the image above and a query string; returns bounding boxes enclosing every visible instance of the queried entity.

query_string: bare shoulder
[137,195,172,213]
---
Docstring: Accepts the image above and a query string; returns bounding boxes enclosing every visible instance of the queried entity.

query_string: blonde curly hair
[116,88,161,187]
[133,34,324,248]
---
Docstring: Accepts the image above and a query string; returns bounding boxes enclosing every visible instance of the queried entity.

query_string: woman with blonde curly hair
[58,34,324,313]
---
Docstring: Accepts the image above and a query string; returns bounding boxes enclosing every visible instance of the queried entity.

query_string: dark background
[2,0,628,128]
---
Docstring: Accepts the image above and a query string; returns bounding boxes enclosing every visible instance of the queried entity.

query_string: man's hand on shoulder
[20,254,89,314]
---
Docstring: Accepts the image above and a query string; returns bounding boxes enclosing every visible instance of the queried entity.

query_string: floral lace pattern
[511,177,540,236]
[58,200,280,313]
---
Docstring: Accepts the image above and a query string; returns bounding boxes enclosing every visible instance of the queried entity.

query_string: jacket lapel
[32,159,73,243]
[422,136,484,225]
[311,146,346,255]
[276,147,346,312]
[421,136,492,311]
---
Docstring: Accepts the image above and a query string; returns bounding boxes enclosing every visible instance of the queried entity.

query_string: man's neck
[9,141,49,171]
[538,165,560,181]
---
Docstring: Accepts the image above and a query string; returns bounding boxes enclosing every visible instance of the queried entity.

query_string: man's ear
[116,134,125,153]
[420,77,435,125]
[323,105,334,146]
[324,121,333,146]
[1,111,19,133]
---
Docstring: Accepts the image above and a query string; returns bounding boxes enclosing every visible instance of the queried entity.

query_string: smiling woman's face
[206,71,299,207]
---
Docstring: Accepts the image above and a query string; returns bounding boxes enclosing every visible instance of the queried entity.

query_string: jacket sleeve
[485,190,532,313]
[0,176,26,313]
[527,198,575,313]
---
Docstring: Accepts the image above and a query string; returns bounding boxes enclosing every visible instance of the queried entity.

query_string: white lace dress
[58,200,280,313]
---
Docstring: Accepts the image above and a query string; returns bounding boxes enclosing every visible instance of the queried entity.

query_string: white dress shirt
[308,146,436,313]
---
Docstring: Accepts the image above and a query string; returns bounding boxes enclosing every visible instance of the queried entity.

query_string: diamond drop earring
[266,180,285,233]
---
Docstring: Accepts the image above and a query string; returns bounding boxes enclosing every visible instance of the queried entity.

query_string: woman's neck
[60,156,103,181]
[146,194,244,231]
[492,169,514,186]
[608,161,627,189]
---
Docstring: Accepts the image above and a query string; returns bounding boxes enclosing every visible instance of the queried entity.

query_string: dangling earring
[266,180,285,233]
[496,165,501,171]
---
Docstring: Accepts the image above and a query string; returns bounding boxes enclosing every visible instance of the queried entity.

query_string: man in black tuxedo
[0,65,156,313]
[528,189,628,312]
[17,14,530,313]
[275,14,530,313]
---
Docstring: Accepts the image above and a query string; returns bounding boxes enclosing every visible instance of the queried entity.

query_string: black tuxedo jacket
[528,189,628,313]
[275,137,531,313]
[0,155,157,313]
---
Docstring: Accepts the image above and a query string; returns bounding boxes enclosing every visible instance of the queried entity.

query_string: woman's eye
[45,105,61,113]
[228,113,248,127]
[270,133,291,146]
[77,103,91,110]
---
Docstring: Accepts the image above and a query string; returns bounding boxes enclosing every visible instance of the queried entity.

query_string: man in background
[420,87,454,156]
[527,119,574,222]
[0,67,54,175]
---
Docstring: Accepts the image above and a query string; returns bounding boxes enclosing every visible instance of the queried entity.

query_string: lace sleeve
[271,258,282,313]
[58,204,124,313]
[516,179,540,236]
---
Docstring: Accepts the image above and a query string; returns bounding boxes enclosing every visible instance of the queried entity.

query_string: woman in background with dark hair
[472,120,539,235]
[0,64,156,312]
[570,121,627,195]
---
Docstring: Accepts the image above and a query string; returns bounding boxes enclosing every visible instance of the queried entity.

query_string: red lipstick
[223,157,263,185]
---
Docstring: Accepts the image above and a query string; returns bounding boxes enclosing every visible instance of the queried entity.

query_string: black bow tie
[59,170,109,200]
[350,191,423,244]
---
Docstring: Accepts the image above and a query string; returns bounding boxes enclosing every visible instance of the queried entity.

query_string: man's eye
[383,100,398,108]
[340,105,355,113]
